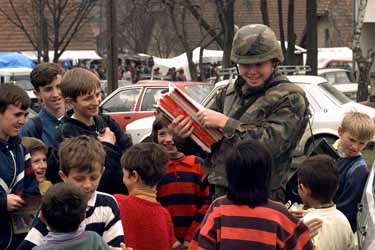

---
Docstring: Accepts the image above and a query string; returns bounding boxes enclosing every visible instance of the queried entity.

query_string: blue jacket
[334,155,368,232]
[0,136,38,249]
[19,107,61,147]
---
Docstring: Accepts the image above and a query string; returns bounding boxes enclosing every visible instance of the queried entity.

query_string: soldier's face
[239,61,274,87]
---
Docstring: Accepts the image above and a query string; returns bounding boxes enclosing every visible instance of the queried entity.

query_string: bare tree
[286,0,296,65]
[353,0,375,101]
[306,0,317,75]
[116,0,157,54]
[178,0,235,68]
[0,0,97,62]
[260,0,269,26]
[277,0,287,61]
[163,0,198,80]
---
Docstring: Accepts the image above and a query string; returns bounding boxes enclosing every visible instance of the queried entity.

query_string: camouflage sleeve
[222,92,308,158]
[208,84,227,112]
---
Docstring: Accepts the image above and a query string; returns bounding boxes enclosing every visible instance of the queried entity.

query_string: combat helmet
[231,24,284,64]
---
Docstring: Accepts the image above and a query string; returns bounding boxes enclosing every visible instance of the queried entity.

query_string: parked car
[126,75,375,156]
[100,80,214,129]
[357,161,375,250]
[0,67,40,112]
[318,68,358,100]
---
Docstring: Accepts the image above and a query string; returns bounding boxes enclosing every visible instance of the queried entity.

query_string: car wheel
[304,135,338,156]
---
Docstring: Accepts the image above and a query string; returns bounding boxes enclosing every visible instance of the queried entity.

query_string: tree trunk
[306,0,317,75]
[353,0,375,101]
[277,0,287,62]
[260,0,269,26]
[222,0,235,68]
[106,0,118,93]
[186,50,197,81]
[286,0,295,65]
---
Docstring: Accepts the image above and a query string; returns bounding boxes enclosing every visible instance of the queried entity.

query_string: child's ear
[33,89,42,101]
[299,183,311,196]
[130,170,140,183]
[64,97,74,106]
[58,170,68,182]
[39,211,47,225]
[338,127,343,137]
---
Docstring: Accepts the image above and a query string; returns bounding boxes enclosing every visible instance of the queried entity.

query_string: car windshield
[184,84,214,103]
[10,75,33,90]
[334,71,355,84]
[318,82,351,105]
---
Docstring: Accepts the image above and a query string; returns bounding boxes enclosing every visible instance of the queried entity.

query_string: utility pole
[306,0,317,75]
[106,0,118,93]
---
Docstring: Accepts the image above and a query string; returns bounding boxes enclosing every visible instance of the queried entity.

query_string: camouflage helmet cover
[231,24,284,64]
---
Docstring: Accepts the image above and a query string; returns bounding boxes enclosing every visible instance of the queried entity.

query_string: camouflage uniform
[207,24,310,202]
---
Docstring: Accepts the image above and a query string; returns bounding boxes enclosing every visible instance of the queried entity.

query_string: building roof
[0,0,96,52]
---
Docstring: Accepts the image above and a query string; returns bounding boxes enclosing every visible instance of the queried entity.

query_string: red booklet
[157,83,222,152]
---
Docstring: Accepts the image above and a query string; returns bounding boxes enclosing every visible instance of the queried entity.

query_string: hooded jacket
[0,136,38,249]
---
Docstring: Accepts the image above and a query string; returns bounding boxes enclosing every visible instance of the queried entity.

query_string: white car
[126,75,375,156]
[357,161,375,250]
[318,68,358,100]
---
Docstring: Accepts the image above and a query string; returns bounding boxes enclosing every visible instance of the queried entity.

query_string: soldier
[172,24,310,202]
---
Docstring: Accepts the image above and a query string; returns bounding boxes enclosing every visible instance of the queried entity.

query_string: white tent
[21,50,102,62]
[152,47,223,80]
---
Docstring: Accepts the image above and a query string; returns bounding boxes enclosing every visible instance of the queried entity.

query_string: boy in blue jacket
[334,111,375,232]
[0,84,38,249]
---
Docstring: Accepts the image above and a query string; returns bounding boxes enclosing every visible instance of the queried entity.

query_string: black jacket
[50,113,132,195]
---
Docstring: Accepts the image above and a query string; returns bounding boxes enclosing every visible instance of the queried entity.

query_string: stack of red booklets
[157,83,223,152]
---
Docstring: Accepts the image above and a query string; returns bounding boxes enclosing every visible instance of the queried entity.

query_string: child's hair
[59,135,105,175]
[340,111,375,142]
[41,182,86,232]
[22,137,47,155]
[151,115,171,143]
[225,139,272,207]
[297,155,338,204]
[60,68,100,100]
[121,142,169,187]
[0,84,30,113]
[30,63,65,91]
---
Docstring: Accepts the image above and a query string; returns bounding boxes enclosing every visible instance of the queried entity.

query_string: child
[56,67,132,194]
[334,111,375,231]
[18,135,124,250]
[297,155,355,250]
[0,84,39,250]
[152,116,210,247]
[21,137,52,194]
[189,139,313,250]
[32,182,115,250]
[114,143,181,250]
[19,63,65,147]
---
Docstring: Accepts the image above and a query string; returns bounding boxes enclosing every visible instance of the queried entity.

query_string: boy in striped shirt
[152,116,210,248]
[17,135,125,250]
[189,139,313,250]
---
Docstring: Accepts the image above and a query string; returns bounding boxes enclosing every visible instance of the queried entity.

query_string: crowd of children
[0,62,374,250]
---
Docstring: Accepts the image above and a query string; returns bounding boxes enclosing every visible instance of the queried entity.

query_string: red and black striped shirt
[189,196,313,250]
[157,155,210,242]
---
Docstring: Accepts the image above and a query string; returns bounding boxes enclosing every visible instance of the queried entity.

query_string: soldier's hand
[7,194,25,211]
[97,127,116,145]
[171,115,194,141]
[197,108,228,129]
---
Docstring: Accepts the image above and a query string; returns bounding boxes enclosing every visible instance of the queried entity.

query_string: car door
[101,87,142,129]
[135,87,168,121]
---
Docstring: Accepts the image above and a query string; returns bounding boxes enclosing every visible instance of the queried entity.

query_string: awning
[21,50,102,61]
